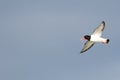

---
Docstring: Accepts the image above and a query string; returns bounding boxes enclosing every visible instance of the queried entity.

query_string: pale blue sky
[0,0,120,80]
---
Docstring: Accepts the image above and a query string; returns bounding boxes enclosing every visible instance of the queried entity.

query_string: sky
[0,0,120,80]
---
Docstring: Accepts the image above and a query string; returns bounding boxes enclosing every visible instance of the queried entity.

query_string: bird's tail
[106,39,110,44]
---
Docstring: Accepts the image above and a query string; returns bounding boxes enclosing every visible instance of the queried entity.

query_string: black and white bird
[80,21,110,53]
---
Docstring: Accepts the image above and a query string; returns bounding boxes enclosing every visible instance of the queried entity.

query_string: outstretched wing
[92,21,105,37]
[80,41,95,53]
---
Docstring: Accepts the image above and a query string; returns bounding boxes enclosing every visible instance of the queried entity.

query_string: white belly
[91,35,106,42]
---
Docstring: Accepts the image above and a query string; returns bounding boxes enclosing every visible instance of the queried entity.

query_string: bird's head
[80,35,91,41]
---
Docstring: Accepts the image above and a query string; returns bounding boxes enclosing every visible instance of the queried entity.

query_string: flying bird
[80,21,110,53]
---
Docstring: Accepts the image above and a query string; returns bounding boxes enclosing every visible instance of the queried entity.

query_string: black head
[84,35,91,41]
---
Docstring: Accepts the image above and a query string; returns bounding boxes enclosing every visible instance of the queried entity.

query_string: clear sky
[0,0,120,80]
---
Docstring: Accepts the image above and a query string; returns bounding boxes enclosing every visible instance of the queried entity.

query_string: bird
[80,21,110,53]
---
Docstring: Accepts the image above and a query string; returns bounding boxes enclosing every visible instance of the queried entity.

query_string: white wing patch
[92,21,105,37]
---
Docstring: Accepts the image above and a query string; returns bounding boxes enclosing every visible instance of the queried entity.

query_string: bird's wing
[80,41,95,53]
[92,21,105,37]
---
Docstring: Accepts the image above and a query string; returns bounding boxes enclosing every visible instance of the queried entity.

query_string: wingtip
[102,21,105,25]
[80,51,86,55]
[80,52,83,55]
[102,21,105,23]
[80,51,84,54]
